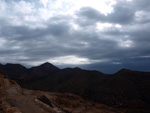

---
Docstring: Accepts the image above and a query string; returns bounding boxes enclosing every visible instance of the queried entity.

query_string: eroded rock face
[0,73,21,96]
[0,74,6,95]
[0,74,22,113]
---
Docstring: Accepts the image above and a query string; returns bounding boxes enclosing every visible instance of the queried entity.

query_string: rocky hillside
[0,63,150,112]
[22,67,150,110]
[0,73,122,113]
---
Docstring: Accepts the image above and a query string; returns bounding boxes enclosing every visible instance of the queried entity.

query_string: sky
[0,0,150,73]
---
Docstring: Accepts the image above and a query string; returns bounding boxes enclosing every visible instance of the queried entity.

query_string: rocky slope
[22,67,150,109]
[0,73,122,113]
[0,63,150,111]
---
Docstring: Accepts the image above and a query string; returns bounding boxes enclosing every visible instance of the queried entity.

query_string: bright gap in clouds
[0,38,6,48]
[47,56,104,65]
[27,56,104,66]
[119,39,134,48]
[40,0,116,15]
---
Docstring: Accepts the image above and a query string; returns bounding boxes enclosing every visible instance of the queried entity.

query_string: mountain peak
[40,62,52,66]
[43,62,51,64]
[5,63,27,69]
[74,67,81,70]
[115,68,139,75]
[119,68,131,72]
[39,62,59,69]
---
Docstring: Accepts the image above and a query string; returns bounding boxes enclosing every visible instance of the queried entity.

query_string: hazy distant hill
[0,62,150,111]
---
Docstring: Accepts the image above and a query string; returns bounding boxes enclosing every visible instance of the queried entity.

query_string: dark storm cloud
[133,0,150,11]
[108,5,134,24]
[77,7,104,20]
[0,0,150,73]
[1,22,70,40]
[0,17,72,61]
[76,1,135,25]
[0,18,118,66]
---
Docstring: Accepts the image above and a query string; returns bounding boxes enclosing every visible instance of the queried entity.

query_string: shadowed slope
[0,63,150,110]
[0,73,121,113]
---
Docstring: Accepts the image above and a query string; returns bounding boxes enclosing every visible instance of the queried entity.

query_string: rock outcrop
[0,73,21,95]
[0,73,22,113]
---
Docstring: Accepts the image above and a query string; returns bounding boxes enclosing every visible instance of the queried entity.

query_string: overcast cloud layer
[0,0,150,73]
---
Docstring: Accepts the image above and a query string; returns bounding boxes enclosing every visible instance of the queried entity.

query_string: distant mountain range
[0,62,150,110]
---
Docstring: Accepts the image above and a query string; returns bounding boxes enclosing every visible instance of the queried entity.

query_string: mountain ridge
[0,62,147,76]
[0,62,150,111]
